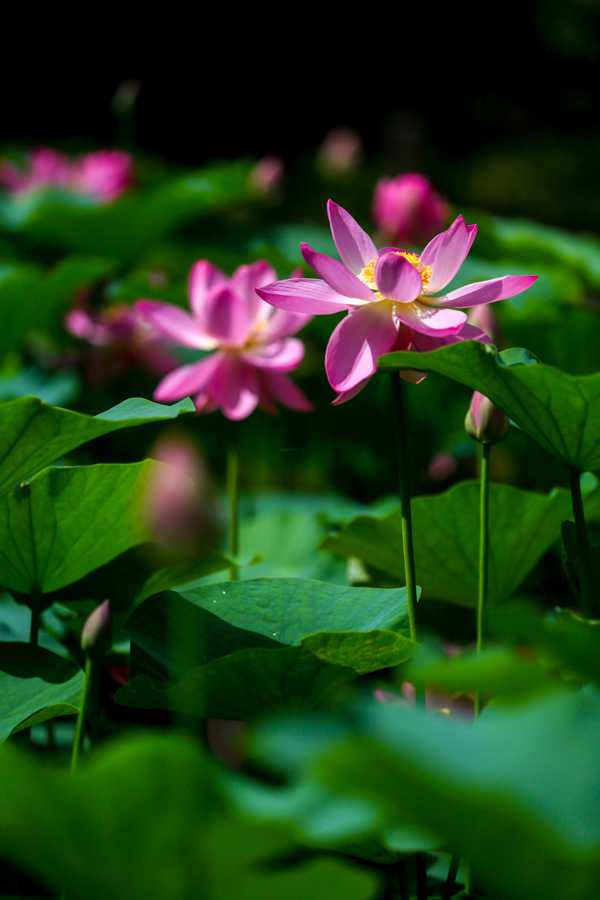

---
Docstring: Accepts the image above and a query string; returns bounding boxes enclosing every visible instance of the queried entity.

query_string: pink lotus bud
[427,451,458,482]
[465,391,510,445]
[466,304,500,343]
[206,719,248,770]
[249,155,285,198]
[315,127,363,177]
[143,435,216,559]
[81,600,112,659]
[372,173,449,246]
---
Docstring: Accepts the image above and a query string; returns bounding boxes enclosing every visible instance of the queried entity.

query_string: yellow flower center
[358,252,432,298]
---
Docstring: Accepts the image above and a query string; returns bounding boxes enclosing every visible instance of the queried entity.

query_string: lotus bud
[465,391,510,445]
[143,434,217,559]
[249,155,285,199]
[372,173,449,246]
[315,127,363,177]
[81,600,112,659]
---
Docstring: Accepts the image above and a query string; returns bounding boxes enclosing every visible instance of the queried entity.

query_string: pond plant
[1,147,600,900]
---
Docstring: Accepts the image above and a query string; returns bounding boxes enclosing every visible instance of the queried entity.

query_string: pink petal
[262,308,312,341]
[420,215,474,294]
[300,244,374,303]
[433,275,538,308]
[331,375,373,405]
[374,251,424,303]
[136,300,216,349]
[327,200,378,275]
[326,301,399,392]
[394,300,467,336]
[230,260,277,321]
[261,371,314,412]
[256,278,357,315]
[204,286,253,347]
[411,322,492,352]
[210,356,260,420]
[400,369,428,385]
[153,353,223,402]
[188,261,228,319]
[241,337,305,371]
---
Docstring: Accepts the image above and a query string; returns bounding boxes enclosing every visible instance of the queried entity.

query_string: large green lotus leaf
[0,256,115,361]
[0,395,193,496]
[118,630,415,719]
[30,546,254,633]
[0,161,255,261]
[0,645,82,742]
[277,687,600,900]
[174,578,413,643]
[378,340,600,470]
[0,462,158,596]
[116,580,416,718]
[0,733,377,900]
[321,481,574,607]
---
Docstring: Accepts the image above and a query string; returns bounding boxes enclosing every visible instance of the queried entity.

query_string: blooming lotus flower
[136,260,314,420]
[256,201,537,403]
[372,173,449,246]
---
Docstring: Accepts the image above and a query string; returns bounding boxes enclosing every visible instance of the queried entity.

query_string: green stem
[475,443,491,719]
[569,467,596,617]
[227,446,239,581]
[29,592,41,646]
[416,852,427,900]
[70,658,94,774]
[442,854,460,900]
[389,373,418,643]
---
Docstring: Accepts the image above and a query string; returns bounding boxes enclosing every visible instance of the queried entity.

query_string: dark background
[3,1,599,229]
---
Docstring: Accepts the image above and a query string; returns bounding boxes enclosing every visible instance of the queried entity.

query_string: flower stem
[389,373,418,643]
[569,467,597,617]
[70,657,94,774]
[29,590,41,646]
[227,446,239,582]
[475,442,491,719]
[442,854,460,900]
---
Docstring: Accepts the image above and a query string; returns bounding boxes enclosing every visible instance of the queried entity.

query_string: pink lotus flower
[256,201,537,403]
[372,173,449,246]
[65,298,177,387]
[0,147,134,203]
[136,260,314,420]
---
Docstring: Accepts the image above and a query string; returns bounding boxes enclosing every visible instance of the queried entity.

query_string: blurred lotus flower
[465,391,510,445]
[257,201,537,404]
[136,260,314,420]
[69,150,134,202]
[315,127,364,177]
[466,303,501,343]
[65,298,178,387]
[143,434,217,558]
[372,173,449,247]
[81,600,112,659]
[249,155,285,200]
[0,147,134,203]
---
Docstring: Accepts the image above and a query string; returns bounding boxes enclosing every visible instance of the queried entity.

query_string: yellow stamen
[358,252,432,296]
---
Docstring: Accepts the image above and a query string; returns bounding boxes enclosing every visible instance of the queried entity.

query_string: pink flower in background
[373,173,449,246]
[256,201,537,404]
[136,260,314,420]
[0,147,134,203]
[65,299,177,386]
[69,150,134,202]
